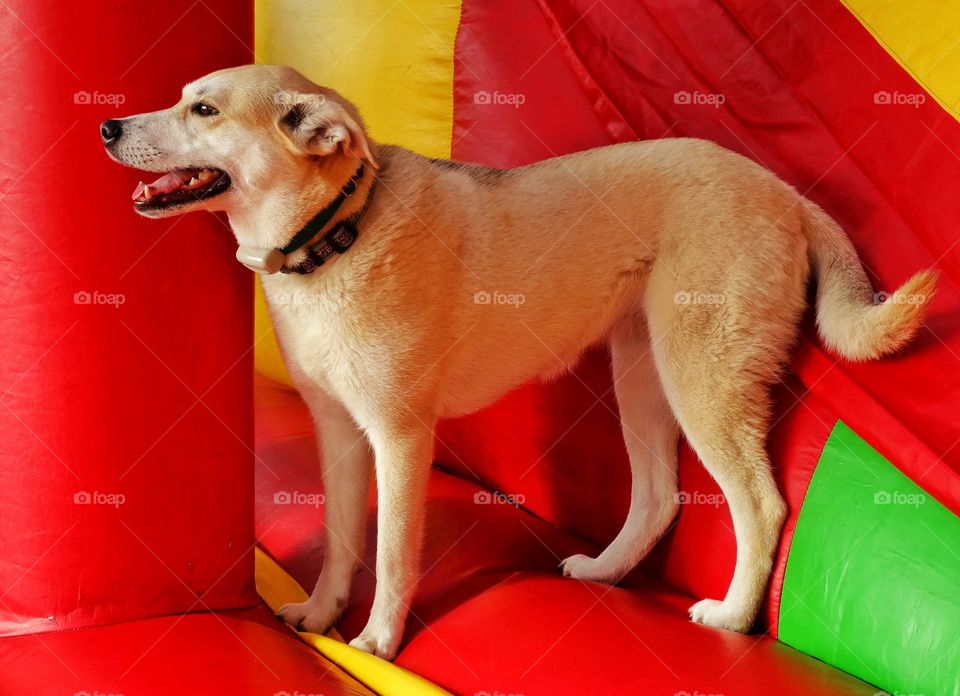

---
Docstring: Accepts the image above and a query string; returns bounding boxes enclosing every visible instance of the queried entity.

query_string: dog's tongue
[131,169,195,201]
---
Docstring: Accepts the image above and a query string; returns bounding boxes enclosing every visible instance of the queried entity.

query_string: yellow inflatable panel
[843,0,960,120]
[255,548,453,696]
[254,275,291,385]
[253,0,461,381]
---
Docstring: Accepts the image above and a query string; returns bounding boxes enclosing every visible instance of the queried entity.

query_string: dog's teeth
[188,177,199,186]
[144,188,152,200]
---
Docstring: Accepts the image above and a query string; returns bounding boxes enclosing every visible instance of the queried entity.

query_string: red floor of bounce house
[253,377,882,695]
[1,1,958,695]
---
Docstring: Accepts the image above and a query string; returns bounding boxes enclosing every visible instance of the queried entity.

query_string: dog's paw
[276,597,343,635]
[348,626,400,661]
[559,554,617,584]
[688,598,752,633]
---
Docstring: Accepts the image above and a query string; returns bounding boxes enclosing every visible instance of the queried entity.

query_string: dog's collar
[235,164,369,275]
[280,219,360,275]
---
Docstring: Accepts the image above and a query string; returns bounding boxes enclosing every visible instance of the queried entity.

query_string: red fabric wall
[437,0,960,630]
[0,1,255,635]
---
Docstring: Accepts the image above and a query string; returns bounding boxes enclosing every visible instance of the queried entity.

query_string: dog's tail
[800,198,937,361]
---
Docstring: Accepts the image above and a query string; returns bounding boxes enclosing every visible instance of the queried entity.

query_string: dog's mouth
[132,167,231,211]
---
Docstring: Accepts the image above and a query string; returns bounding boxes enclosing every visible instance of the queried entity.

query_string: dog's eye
[191,102,219,117]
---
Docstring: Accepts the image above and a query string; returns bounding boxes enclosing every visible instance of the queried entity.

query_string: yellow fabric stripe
[253,0,461,382]
[842,0,960,120]
[255,548,453,696]
[254,275,290,385]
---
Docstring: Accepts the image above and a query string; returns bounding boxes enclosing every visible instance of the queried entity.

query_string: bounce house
[1,0,958,694]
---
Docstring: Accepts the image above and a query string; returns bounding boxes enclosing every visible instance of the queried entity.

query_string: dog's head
[101,65,377,225]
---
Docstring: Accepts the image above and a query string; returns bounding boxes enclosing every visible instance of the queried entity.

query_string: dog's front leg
[348,419,434,660]
[277,398,372,634]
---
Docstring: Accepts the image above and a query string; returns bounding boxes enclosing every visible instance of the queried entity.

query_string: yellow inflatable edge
[255,548,453,696]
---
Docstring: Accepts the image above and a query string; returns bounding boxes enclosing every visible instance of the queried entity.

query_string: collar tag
[236,246,286,275]
[326,222,358,252]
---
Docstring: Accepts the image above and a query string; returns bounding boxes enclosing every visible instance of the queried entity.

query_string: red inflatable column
[0,2,254,635]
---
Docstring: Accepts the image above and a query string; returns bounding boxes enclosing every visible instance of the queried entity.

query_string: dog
[101,65,936,660]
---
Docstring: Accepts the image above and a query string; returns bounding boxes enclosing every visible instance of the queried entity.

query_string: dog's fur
[103,65,936,659]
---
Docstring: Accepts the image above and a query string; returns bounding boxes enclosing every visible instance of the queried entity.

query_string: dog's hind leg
[666,383,785,632]
[561,317,680,584]
[646,272,789,633]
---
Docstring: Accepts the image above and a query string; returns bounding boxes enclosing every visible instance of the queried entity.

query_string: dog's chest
[262,277,367,387]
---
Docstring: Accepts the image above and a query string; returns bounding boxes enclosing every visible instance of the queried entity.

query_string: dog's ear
[278,93,378,169]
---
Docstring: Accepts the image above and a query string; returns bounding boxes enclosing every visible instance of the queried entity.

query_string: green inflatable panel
[779,421,959,696]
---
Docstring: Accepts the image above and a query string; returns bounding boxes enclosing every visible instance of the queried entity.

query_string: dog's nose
[100,119,123,145]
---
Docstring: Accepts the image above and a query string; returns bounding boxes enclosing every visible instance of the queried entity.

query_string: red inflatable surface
[0,0,258,638]
[0,606,372,695]
[255,379,876,695]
